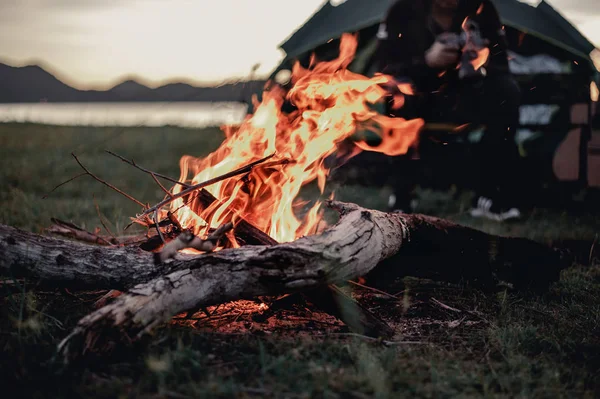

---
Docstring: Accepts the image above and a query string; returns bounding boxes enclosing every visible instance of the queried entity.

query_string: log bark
[0,201,566,363]
[0,225,174,291]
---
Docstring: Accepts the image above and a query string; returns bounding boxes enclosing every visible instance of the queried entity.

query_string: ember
[158,34,424,247]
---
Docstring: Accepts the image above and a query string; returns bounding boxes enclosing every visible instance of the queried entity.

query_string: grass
[0,123,225,233]
[0,122,599,398]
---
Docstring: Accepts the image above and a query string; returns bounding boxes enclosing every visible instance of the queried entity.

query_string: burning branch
[137,153,276,220]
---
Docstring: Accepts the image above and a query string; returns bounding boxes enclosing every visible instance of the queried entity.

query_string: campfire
[0,31,570,365]
[130,33,425,253]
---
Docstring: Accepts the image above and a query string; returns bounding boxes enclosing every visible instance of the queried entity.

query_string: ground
[0,123,599,398]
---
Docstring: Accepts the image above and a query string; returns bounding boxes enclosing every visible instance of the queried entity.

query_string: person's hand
[425,34,460,69]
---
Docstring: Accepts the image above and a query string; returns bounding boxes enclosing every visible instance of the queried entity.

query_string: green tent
[278,0,597,69]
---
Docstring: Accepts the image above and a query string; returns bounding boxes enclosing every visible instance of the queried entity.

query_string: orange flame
[471,47,490,71]
[167,34,423,245]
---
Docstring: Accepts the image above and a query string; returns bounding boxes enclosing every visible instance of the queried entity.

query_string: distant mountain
[0,63,114,103]
[108,79,157,101]
[0,62,266,103]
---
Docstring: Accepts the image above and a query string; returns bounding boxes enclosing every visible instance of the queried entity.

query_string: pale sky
[0,0,598,89]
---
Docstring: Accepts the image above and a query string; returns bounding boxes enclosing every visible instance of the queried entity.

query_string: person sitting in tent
[374,0,523,221]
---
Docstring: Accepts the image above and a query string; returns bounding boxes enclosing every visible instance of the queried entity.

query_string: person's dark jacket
[374,0,510,94]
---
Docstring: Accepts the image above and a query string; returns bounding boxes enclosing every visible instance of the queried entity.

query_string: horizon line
[0,58,273,91]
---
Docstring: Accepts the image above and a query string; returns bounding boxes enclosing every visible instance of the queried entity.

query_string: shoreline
[0,101,248,129]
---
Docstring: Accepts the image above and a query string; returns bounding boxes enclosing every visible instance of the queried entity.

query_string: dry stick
[71,153,146,208]
[42,172,88,199]
[105,151,192,230]
[137,153,276,219]
[347,280,399,300]
[92,194,116,240]
[47,218,114,246]
[47,221,148,247]
[105,150,191,189]
[106,150,288,192]
[150,172,174,198]
[430,297,462,313]
[253,158,296,170]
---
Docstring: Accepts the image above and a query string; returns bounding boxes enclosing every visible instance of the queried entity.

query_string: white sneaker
[388,194,397,209]
[470,196,521,222]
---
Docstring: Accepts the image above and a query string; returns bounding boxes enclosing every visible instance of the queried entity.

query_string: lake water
[0,102,249,128]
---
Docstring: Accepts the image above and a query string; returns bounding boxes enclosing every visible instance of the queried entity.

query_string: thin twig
[48,218,113,246]
[151,172,174,198]
[329,333,428,346]
[105,150,191,188]
[347,280,399,300]
[72,153,146,208]
[137,153,276,219]
[154,209,165,245]
[42,172,88,199]
[92,194,116,239]
[430,297,462,313]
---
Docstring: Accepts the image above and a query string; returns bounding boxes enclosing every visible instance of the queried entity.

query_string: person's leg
[382,85,429,212]
[458,75,523,220]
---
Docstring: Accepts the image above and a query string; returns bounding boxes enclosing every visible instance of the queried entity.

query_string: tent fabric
[279,0,392,59]
[535,1,596,57]
[279,0,597,62]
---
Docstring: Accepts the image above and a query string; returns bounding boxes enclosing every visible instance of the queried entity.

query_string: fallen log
[0,225,174,291]
[0,201,567,363]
